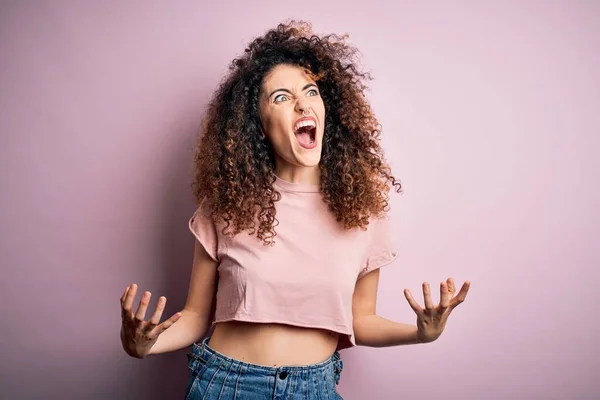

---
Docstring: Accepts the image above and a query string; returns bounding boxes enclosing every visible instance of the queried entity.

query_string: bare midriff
[208,320,339,367]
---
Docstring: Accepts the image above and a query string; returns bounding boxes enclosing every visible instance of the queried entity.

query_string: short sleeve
[188,199,219,262]
[357,214,397,280]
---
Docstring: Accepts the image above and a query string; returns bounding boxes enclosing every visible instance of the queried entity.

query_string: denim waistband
[192,336,344,384]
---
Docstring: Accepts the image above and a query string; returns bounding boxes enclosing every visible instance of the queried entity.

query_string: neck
[274,160,320,186]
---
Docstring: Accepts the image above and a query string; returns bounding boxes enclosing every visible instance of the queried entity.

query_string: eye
[274,94,289,103]
[307,89,319,97]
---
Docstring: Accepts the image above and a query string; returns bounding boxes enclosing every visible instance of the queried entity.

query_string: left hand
[404,278,470,343]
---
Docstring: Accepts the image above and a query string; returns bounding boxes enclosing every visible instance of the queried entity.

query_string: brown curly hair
[192,20,401,245]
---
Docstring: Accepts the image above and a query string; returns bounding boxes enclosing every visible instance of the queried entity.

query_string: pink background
[1,1,598,399]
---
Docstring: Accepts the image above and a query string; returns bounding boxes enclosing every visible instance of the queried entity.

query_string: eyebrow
[267,83,318,99]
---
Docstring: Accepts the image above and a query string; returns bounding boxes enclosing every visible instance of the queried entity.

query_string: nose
[294,99,310,115]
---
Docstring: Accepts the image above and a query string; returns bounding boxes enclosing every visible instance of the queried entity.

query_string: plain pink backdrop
[1,1,598,399]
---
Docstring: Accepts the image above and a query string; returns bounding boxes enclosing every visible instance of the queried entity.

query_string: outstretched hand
[120,284,181,358]
[404,278,470,343]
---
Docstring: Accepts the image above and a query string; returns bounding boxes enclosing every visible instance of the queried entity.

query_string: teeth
[294,119,316,132]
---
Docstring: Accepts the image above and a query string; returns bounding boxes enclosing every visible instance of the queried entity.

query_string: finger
[120,285,130,306]
[451,281,471,308]
[134,291,151,325]
[439,281,450,310]
[447,278,456,295]
[155,312,182,335]
[122,284,138,317]
[404,289,423,314]
[422,282,434,311]
[147,296,167,329]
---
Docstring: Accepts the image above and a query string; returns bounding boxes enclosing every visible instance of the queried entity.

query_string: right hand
[120,283,182,358]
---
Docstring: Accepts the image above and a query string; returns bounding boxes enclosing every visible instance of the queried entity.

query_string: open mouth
[293,118,317,149]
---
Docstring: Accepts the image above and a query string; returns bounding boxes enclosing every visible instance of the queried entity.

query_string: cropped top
[188,175,397,350]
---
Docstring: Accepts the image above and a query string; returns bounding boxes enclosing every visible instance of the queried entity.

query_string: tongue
[295,131,312,145]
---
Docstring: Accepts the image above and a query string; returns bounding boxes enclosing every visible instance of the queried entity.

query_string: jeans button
[279,371,288,379]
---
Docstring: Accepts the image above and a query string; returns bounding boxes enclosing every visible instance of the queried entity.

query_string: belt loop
[332,353,343,385]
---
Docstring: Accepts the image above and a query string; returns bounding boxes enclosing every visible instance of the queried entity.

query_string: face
[259,64,326,176]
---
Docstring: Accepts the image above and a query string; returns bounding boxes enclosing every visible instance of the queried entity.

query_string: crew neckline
[274,175,320,193]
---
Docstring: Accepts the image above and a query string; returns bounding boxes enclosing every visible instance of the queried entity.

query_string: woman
[120,21,470,399]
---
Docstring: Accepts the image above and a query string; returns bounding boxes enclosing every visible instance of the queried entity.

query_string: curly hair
[191,20,401,245]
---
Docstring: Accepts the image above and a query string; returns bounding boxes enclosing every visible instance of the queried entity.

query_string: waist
[188,336,344,393]
[208,320,340,366]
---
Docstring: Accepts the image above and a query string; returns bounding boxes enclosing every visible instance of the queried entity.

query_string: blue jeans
[185,337,344,399]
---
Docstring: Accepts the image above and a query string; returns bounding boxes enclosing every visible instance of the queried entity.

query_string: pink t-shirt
[189,175,397,350]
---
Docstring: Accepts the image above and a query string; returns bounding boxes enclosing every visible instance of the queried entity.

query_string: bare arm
[352,269,420,347]
[149,240,219,354]
[120,239,218,358]
[352,270,471,347]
